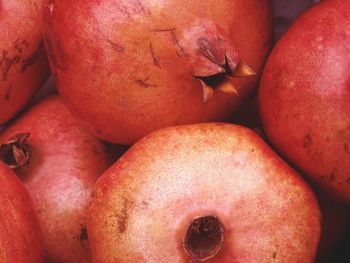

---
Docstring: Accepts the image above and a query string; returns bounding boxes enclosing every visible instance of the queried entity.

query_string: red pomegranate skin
[0,96,117,263]
[0,161,44,263]
[0,0,50,125]
[43,0,273,144]
[259,0,350,203]
[87,123,321,263]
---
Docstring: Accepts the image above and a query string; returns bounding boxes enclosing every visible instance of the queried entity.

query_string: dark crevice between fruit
[184,215,225,261]
[0,133,31,169]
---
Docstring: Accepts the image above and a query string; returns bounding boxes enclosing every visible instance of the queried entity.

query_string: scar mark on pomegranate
[303,133,313,150]
[78,227,88,241]
[107,40,124,52]
[154,28,184,56]
[117,197,132,233]
[154,28,176,32]
[116,0,150,18]
[95,128,102,135]
[135,0,150,14]
[328,172,336,182]
[149,42,161,68]
[344,143,350,155]
[4,85,12,101]
[135,77,157,88]
[14,39,29,54]
[21,41,44,73]
[347,178,350,184]
[272,251,277,259]
[170,31,184,57]
[0,50,21,80]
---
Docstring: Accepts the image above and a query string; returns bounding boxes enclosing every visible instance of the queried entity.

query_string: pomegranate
[87,123,320,263]
[259,0,350,203]
[0,96,119,263]
[43,0,273,144]
[0,0,50,125]
[0,161,43,263]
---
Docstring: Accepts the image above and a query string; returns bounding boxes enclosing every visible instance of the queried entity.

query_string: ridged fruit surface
[88,123,320,263]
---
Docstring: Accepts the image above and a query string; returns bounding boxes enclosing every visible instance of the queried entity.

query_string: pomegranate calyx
[0,133,31,169]
[184,215,225,261]
[200,80,215,103]
[216,79,238,95]
[194,56,253,102]
[232,60,256,77]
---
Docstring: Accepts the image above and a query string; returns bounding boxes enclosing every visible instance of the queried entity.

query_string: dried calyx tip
[184,215,225,261]
[197,59,255,103]
[0,133,31,169]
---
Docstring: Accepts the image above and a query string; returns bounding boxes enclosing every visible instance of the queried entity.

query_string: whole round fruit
[0,161,43,263]
[259,0,350,203]
[0,0,50,125]
[0,96,118,263]
[43,0,273,144]
[87,123,320,263]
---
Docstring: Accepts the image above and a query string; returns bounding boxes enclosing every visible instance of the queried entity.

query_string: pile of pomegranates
[1,0,349,262]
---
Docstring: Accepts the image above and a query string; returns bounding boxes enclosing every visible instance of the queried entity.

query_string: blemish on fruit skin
[272,251,277,259]
[149,42,161,68]
[153,28,184,57]
[116,197,132,233]
[347,178,350,184]
[170,31,184,57]
[0,50,21,80]
[95,128,102,135]
[135,77,157,88]
[328,172,336,182]
[14,39,29,54]
[4,85,12,101]
[303,132,313,150]
[344,143,350,155]
[21,41,45,73]
[78,227,88,241]
[115,0,150,19]
[107,40,124,52]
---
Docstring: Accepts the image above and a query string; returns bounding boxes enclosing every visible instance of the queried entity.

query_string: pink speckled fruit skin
[43,0,273,144]
[0,161,44,263]
[87,123,320,263]
[259,0,350,203]
[0,96,117,263]
[0,0,50,125]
